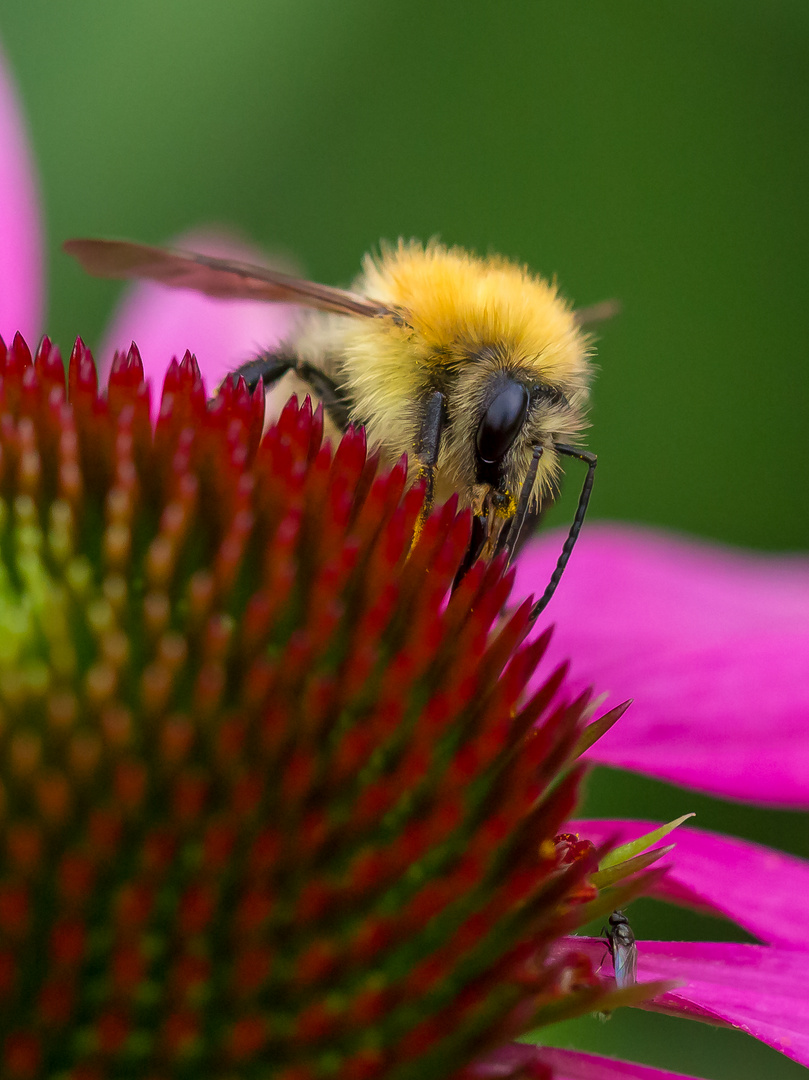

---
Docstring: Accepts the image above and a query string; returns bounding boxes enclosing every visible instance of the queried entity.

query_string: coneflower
[0,333,651,1079]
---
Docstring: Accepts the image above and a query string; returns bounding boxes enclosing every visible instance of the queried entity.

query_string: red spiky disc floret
[0,333,616,1079]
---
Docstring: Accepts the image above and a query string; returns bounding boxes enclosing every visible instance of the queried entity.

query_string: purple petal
[471,1044,544,1078]
[641,942,809,1068]
[0,44,43,344]
[473,1042,705,1079]
[474,1043,705,1079]
[517,524,809,806]
[574,819,809,948]
[556,938,809,1068]
[534,1046,706,1080]
[98,229,295,403]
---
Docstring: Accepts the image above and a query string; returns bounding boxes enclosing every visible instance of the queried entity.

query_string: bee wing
[63,238,388,319]
[612,941,638,989]
[573,299,622,327]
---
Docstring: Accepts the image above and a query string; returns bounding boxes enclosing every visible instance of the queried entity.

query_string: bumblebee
[65,237,611,615]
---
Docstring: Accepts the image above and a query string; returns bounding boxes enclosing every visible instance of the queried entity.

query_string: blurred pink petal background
[551,937,809,1069]
[0,43,42,345]
[477,1043,707,1080]
[520,524,809,806]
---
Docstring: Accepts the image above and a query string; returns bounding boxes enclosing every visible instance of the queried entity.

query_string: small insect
[604,909,638,989]
[64,237,614,615]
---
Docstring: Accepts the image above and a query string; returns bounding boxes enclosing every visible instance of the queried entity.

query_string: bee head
[344,240,594,515]
[462,360,584,518]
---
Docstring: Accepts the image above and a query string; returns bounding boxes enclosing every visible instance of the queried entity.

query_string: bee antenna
[530,444,597,621]
[502,444,544,568]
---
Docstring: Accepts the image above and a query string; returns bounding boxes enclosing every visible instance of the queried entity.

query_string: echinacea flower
[0,332,669,1077]
[3,39,809,1079]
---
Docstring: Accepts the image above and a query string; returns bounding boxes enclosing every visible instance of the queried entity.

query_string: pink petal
[98,229,295,405]
[0,44,43,344]
[474,1044,706,1080]
[557,938,809,1069]
[517,524,809,806]
[574,819,809,948]
[642,942,809,1068]
[471,1044,543,1078]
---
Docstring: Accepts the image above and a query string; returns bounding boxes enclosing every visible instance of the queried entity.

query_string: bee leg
[451,514,488,591]
[225,350,351,432]
[455,447,544,592]
[500,444,543,567]
[226,349,297,393]
[412,390,447,543]
[530,446,597,620]
[296,361,352,431]
[501,504,548,564]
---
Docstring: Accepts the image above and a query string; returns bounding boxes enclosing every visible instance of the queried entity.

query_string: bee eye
[475,381,530,465]
[532,383,568,409]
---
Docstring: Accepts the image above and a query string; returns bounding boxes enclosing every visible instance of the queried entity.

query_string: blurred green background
[1,2,807,1077]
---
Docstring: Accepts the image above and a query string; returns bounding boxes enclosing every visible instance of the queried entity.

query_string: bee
[604,910,638,989]
[64,237,613,616]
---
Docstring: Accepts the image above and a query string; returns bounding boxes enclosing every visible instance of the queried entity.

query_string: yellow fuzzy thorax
[358,240,583,369]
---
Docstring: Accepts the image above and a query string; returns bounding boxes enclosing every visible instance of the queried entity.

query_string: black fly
[604,909,637,989]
